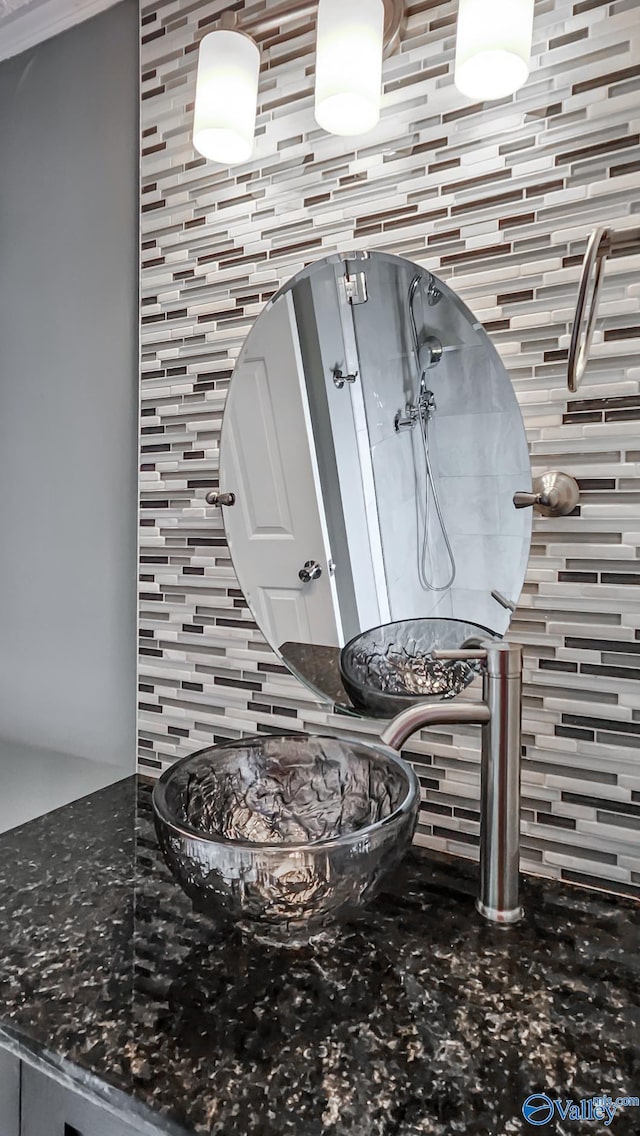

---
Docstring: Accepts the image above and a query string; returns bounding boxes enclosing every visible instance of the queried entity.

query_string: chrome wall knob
[205,490,236,507]
[513,471,579,517]
[298,560,322,583]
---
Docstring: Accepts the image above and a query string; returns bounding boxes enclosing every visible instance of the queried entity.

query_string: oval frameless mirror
[219,251,532,717]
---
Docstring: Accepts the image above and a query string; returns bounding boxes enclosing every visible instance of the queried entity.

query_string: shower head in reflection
[407,273,456,595]
[408,270,443,309]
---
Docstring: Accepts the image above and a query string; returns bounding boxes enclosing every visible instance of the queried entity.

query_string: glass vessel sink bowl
[340,617,497,718]
[152,733,420,945]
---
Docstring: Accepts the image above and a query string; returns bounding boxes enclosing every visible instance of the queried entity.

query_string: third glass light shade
[454,0,535,100]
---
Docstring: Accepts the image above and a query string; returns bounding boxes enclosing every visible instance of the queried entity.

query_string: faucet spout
[379,639,524,926]
[380,702,490,750]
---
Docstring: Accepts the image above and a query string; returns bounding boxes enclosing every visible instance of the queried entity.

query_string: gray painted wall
[0,1,138,767]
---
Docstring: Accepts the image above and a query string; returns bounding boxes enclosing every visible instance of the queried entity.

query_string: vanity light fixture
[192,0,405,165]
[314,0,385,136]
[192,0,537,164]
[454,0,535,100]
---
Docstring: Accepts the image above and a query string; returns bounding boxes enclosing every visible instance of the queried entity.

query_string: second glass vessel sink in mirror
[219,250,531,715]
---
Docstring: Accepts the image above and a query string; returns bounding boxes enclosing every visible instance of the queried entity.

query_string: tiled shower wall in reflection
[139,0,640,896]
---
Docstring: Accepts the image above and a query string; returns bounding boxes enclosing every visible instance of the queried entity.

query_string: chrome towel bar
[567,224,640,393]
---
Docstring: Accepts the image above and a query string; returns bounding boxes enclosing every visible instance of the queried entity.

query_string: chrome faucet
[394,388,436,432]
[394,402,420,432]
[380,639,523,925]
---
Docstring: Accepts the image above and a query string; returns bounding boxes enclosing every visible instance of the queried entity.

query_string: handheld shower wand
[407,274,456,593]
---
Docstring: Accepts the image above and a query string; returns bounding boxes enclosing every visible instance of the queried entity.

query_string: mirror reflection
[220,251,532,714]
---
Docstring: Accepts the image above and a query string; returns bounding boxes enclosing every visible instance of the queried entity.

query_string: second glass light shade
[193,29,260,165]
[314,0,385,136]
[454,0,535,100]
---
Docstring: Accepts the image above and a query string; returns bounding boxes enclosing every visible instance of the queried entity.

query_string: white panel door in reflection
[220,291,342,649]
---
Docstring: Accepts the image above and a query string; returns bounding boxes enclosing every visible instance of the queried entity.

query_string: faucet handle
[431,636,489,663]
[434,638,522,680]
[431,648,487,661]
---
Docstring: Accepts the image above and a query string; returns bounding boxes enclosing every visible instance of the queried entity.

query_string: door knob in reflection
[299,560,322,583]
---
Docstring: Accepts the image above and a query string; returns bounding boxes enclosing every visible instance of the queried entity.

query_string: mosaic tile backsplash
[139,0,640,897]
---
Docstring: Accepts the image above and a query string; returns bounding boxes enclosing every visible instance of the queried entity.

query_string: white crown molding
[0,0,121,62]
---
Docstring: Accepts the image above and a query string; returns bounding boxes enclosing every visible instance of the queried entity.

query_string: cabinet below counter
[0,1047,19,1135]
[0,1047,152,1136]
[0,777,638,1136]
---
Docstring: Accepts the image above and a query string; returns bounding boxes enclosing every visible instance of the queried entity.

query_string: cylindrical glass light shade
[193,29,260,165]
[314,0,385,137]
[454,0,535,101]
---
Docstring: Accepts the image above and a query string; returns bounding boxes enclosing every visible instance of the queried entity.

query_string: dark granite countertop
[0,775,638,1135]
